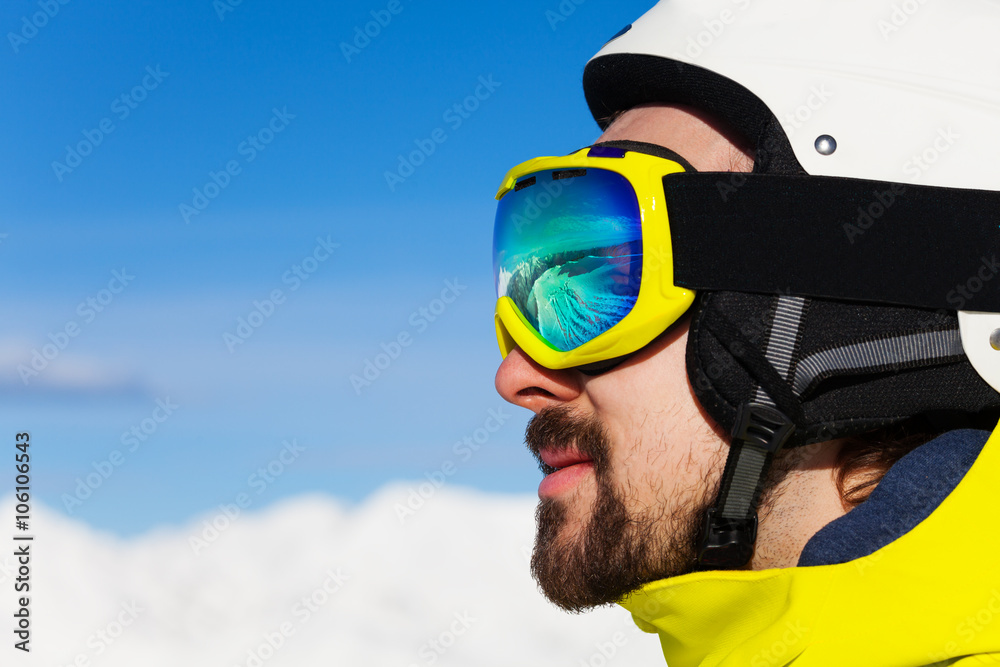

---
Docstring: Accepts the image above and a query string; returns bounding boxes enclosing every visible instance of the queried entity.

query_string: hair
[834,420,947,508]
[598,109,627,129]
[836,410,1000,508]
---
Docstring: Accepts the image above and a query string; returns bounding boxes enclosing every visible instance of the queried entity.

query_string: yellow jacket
[621,423,1000,666]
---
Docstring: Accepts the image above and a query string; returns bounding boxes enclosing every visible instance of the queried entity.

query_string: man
[491,1,1000,664]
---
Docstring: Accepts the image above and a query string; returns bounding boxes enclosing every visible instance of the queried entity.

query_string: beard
[526,405,794,613]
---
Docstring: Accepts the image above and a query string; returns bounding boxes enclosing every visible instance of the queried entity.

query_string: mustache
[524,406,611,474]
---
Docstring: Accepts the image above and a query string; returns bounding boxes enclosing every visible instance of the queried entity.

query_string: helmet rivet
[991,329,1000,351]
[815,135,837,155]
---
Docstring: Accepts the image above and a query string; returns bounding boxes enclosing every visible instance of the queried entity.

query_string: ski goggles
[493,145,695,370]
[493,143,1000,379]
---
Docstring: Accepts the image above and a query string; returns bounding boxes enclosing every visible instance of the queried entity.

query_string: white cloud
[0,338,146,396]
[0,485,665,666]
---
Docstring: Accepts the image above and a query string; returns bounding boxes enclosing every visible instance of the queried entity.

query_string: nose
[495,346,582,414]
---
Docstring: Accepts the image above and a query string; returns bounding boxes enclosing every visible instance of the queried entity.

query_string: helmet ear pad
[686,291,1000,446]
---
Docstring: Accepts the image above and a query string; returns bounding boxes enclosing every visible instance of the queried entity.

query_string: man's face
[494,104,754,611]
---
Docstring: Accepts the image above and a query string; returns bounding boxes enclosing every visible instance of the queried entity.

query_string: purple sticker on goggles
[587,146,627,159]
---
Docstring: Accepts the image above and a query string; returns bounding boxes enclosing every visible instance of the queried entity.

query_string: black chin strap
[696,296,806,569]
[697,402,795,569]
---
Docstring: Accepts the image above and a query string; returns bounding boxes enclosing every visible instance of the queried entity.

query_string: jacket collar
[620,423,1000,667]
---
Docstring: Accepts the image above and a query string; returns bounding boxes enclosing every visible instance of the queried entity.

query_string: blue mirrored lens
[493,167,642,352]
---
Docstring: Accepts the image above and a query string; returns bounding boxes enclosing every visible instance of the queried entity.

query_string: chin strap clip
[696,402,795,569]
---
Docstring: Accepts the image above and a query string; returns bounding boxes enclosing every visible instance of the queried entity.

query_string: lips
[539,448,594,473]
[537,447,595,498]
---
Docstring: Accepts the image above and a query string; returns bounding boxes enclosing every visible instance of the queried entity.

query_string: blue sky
[0,0,655,535]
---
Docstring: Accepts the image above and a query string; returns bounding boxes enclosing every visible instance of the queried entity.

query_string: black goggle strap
[696,296,803,569]
[665,173,1000,312]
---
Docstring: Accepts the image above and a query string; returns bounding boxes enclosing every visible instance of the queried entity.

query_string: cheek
[591,327,688,402]
[585,327,728,495]
[588,327,694,440]
[613,417,702,494]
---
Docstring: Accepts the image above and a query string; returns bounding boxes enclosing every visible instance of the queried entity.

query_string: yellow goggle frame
[493,147,695,370]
